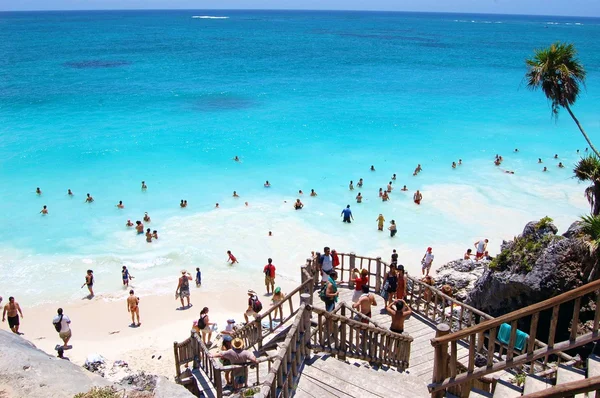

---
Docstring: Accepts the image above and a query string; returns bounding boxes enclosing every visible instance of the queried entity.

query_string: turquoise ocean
[1,10,599,306]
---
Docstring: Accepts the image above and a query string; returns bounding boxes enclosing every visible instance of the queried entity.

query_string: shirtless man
[233,191,239,197]
[357,178,364,187]
[116,201,124,209]
[145,228,152,243]
[81,270,94,298]
[68,189,74,196]
[392,173,397,181]
[386,298,412,334]
[136,221,144,234]
[401,185,408,191]
[310,189,317,196]
[143,212,151,222]
[126,219,134,227]
[127,290,141,327]
[382,191,390,201]
[141,181,147,190]
[294,199,304,210]
[352,285,377,323]
[36,187,42,195]
[40,205,48,215]
[2,297,23,334]
[387,182,393,192]
[413,190,423,205]
[85,193,94,203]
[413,164,422,175]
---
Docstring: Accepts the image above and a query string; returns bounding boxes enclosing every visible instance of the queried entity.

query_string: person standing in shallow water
[414,190,422,205]
[389,220,397,237]
[122,266,134,287]
[176,270,192,309]
[341,205,353,223]
[376,214,385,231]
[81,270,94,298]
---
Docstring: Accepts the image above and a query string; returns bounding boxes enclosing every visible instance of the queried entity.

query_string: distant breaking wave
[192,16,229,19]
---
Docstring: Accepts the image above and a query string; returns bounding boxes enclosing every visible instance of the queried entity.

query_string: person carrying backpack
[52,308,71,348]
[263,258,276,294]
[244,290,262,323]
[322,270,339,312]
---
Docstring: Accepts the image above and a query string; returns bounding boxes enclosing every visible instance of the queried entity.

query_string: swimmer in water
[143,212,151,222]
[227,250,238,264]
[504,170,515,174]
[349,181,354,190]
[145,228,152,243]
[543,167,548,172]
[387,182,393,192]
[116,201,124,209]
[379,188,383,197]
[370,165,375,171]
[401,185,408,191]
[245,202,249,207]
[356,192,363,203]
[180,200,185,208]
[514,148,519,152]
[264,180,271,187]
[458,159,462,165]
[268,231,272,236]
[494,159,501,166]
[382,191,390,202]
[126,219,134,227]
[136,221,144,234]
[413,190,422,205]
[357,178,363,187]
[85,193,94,203]
[299,189,303,195]
[215,203,219,208]
[233,191,239,197]
[40,205,48,215]
[558,162,565,168]
[234,156,240,162]
[294,199,304,210]
[392,174,396,181]
[152,230,158,239]
[36,187,42,195]
[141,181,147,190]
[538,158,542,163]
[184,200,187,207]
[310,189,317,197]
[68,189,73,196]
[554,154,558,159]
[452,162,456,169]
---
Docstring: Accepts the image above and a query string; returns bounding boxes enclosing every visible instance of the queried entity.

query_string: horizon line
[0,8,597,19]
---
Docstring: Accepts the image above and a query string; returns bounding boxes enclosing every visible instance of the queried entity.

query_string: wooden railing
[428,278,600,397]
[310,305,413,370]
[254,300,313,398]
[231,266,315,350]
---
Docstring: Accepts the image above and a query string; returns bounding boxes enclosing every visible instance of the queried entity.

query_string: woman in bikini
[127,290,140,326]
[81,270,94,298]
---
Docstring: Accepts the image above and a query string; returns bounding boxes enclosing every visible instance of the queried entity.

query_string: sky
[0,0,599,17]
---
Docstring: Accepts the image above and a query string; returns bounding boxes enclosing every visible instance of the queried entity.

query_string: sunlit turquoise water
[1,10,599,305]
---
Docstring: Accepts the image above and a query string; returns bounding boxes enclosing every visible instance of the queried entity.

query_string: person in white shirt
[474,239,489,260]
[320,247,334,284]
[53,308,71,348]
[421,247,434,276]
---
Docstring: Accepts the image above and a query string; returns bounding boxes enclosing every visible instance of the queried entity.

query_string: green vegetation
[525,42,599,157]
[581,214,600,254]
[242,387,261,397]
[73,387,123,398]
[511,372,527,387]
[536,216,554,229]
[574,156,600,216]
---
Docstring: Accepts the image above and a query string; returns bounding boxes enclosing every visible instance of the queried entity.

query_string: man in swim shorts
[3,297,23,334]
[127,290,141,327]
[413,190,423,205]
[421,247,434,276]
[352,284,377,324]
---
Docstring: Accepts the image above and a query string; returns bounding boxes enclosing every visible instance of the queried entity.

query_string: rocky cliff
[0,331,194,398]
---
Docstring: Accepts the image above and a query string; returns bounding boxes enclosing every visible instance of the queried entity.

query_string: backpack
[53,315,63,333]
[264,265,272,277]
[251,296,263,312]
[198,314,207,330]
[319,283,328,301]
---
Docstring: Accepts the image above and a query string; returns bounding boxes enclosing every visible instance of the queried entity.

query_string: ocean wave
[192,16,229,19]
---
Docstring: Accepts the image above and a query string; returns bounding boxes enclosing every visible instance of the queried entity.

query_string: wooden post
[375,257,382,293]
[300,293,311,306]
[431,323,451,398]
[349,252,356,272]
[301,265,308,285]
[173,341,181,381]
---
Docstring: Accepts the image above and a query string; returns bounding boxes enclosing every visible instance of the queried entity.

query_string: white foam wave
[192,16,229,19]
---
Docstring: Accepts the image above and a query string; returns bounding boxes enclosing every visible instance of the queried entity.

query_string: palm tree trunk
[565,104,600,158]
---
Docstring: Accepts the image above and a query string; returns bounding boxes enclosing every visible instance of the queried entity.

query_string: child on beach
[227,251,239,264]
[195,267,201,287]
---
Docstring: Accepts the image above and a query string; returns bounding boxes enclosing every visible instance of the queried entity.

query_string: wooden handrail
[432,278,600,346]
[521,375,600,398]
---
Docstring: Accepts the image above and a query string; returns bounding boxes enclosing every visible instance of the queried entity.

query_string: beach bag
[319,283,328,301]
[251,296,263,312]
[264,265,272,278]
[198,315,207,330]
[53,315,63,333]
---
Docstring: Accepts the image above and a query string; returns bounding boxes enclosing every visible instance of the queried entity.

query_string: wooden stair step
[588,354,600,378]
[556,364,586,398]
[523,374,552,395]
[492,379,522,398]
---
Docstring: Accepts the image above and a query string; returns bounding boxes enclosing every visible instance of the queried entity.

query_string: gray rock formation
[0,331,194,398]
[434,259,488,302]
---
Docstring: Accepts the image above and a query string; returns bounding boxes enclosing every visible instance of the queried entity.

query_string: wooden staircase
[447,354,600,397]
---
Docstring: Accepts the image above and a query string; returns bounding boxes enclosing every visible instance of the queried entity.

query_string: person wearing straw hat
[211,337,257,390]
[244,290,261,323]
[176,270,193,309]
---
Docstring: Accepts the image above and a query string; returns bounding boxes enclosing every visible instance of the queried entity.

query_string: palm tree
[574,155,600,215]
[525,42,600,157]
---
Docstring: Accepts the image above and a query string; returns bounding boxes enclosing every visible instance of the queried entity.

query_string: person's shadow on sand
[176,304,193,311]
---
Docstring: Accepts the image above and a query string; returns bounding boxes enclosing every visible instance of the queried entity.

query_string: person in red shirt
[263,258,276,294]
[227,250,238,264]
[351,268,369,303]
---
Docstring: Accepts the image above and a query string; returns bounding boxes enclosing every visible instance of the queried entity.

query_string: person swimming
[136,221,144,234]
[116,201,124,209]
[370,165,375,171]
[145,228,152,243]
[143,212,151,222]
[452,162,456,169]
[294,199,304,210]
[392,173,396,181]
[141,181,147,190]
[234,156,240,162]
[310,189,317,196]
[126,219,134,227]
[36,187,42,195]
[264,180,271,187]
[401,185,408,191]
[85,193,94,203]
[40,205,48,215]
[68,189,73,196]
[298,189,303,195]
[558,162,565,168]
[356,192,363,203]
[152,230,158,239]
[233,191,239,197]
[357,178,363,187]
[543,166,548,172]
[538,158,542,163]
